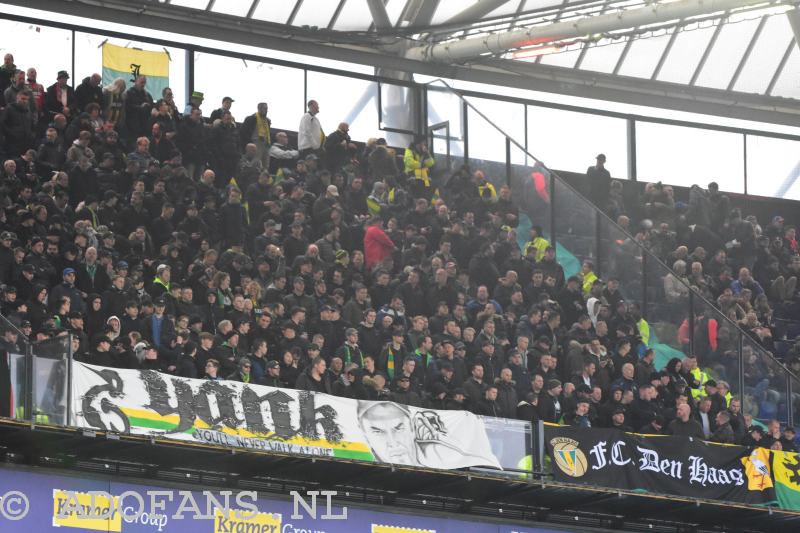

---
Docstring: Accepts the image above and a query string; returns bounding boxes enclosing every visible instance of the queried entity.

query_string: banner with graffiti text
[545,425,780,507]
[71,362,501,471]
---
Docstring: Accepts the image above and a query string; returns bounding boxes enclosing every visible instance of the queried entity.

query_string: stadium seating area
[1,48,799,451]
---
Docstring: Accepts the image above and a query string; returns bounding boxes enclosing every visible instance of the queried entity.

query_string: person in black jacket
[44,71,76,121]
[260,359,283,388]
[475,385,503,417]
[1,90,35,157]
[220,188,247,249]
[295,356,331,394]
[75,74,103,112]
[176,341,198,379]
[537,379,563,423]
[123,76,153,140]
[323,122,355,173]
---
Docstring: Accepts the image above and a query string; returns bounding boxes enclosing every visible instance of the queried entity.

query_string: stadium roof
[7,0,800,126]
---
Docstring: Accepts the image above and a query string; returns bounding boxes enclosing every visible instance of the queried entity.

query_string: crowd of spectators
[0,51,798,450]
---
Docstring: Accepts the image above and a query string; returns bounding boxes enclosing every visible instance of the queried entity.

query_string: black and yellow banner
[545,425,784,508]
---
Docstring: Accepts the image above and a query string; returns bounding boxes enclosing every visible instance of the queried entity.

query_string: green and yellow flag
[772,450,800,511]
[102,43,169,99]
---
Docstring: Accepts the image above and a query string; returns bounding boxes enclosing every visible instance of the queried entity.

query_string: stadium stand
[1,42,799,454]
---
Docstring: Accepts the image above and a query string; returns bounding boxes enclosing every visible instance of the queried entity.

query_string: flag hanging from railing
[102,42,169,99]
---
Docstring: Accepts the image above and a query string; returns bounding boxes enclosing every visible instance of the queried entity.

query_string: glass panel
[252,0,297,23]
[553,178,597,282]
[745,135,800,200]
[7,353,27,422]
[385,0,408,26]
[380,83,415,131]
[333,0,376,31]
[527,106,628,178]
[538,46,582,68]
[691,296,741,406]
[170,0,209,9]
[771,45,800,100]
[645,253,690,356]
[478,417,533,475]
[293,0,344,28]
[430,0,477,25]
[743,335,789,425]
[194,52,304,130]
[210,0,254,17]
[74,32,187,111]
[509,143,552,244]
[32,336,70,427]
[617,30,673,79]
[635,122,744,192]
[306,72,380,142]
[465,97,525,163]
[0,21,72,92]
[427,88,465,158]
[598,218,643,308]
[578,39,628,74]
[656,24,716,85]
[733,15,793,94]
[694,18,760,90]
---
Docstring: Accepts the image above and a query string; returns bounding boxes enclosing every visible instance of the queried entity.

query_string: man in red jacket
[363,216,395,271]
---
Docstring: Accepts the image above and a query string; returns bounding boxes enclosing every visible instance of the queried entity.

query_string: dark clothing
[75,77,103,111]
[666,418,705,440]
[295,370,332,394]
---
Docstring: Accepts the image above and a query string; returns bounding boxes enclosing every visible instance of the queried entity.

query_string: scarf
[255,113,271,143]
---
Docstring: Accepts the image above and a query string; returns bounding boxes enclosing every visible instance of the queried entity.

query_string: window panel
[579,39,628,74]
[0,21,72,91]
[465,97,525,163]
[210,0,253,17]
[194,53,303,130]
[746,135,800,200]
[427,88,464,157]
[292,0,341,28]
[431,0,478,25]
[656,24,716,84]
[694,18,760,90]
[333,0,375,30]
[538,46,582,68]
[170,0,209,10]
[528,106,629,178]
[251,0,298,23]
[636,122,744,192]
[771,45,800,99]
[617,30,673,79]
[306,72,380,141]
[734,15,793,94]
[380,83,415,131]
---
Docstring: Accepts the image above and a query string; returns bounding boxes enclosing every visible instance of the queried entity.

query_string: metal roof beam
[727,15,766,91]
[406,0,772,62]
[367,0,392,30]
[445,0,514,26]
[787,8,800,50]
[4,0,800,127]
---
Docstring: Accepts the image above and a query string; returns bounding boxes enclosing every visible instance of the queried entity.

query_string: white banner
[71,362,501,470]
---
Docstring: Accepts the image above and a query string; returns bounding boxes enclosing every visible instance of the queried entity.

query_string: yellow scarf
[255,113,270,143]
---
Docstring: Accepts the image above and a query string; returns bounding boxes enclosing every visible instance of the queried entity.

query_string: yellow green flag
[102,43,169,98]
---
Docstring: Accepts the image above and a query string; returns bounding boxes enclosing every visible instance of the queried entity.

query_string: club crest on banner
[550,437,588,477]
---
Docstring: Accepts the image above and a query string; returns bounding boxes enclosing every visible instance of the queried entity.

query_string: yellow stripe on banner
[120,407,371,452]
[102,43,169,78]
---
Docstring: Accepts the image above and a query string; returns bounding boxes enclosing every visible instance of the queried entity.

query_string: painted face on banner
[360,403,415,464]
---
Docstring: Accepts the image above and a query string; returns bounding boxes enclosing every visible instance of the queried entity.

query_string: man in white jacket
[298,99,322,158]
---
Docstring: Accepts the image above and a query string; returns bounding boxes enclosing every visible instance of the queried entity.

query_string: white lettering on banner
[611,441,631,466]
[636,447,683,479]
[589,441,608,470]
[688,456,745,487]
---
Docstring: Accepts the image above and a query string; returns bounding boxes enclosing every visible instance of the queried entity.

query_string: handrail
[425,78,799,381]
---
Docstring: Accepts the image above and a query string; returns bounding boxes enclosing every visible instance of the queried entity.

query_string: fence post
[65,333,74,427]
